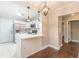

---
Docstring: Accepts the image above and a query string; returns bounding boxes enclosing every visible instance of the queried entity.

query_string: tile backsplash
[15,20,41,34]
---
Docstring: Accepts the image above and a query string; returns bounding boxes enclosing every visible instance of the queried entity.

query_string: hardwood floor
[27,42,79,58]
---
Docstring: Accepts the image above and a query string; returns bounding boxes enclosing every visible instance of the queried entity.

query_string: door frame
[67,19,79,43]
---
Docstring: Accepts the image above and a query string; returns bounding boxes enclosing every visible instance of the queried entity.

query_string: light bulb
[44,8,48,12]
[42,7,48,13]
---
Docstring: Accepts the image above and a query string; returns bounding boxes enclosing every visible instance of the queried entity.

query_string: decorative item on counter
[30,23,36,28]
[32,29,37,34]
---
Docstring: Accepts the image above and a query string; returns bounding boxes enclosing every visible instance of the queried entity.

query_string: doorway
[70,21,79,42]
[58,12,79,50]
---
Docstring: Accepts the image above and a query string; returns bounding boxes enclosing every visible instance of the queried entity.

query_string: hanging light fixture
[26,6,31,22]
[40,1,49,16]
[43,1,49,16]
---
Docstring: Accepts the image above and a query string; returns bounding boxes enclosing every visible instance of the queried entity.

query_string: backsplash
[15,20,41,34]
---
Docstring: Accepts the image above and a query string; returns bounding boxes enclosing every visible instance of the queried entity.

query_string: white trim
[39,44,60,51]
[64,40,69,43]
[67,19,79,43]
[25,44,60,57]
[41,44,60,50]
[25,45,49,57]
[71,40,79,43]
[48,44,60,50]
[40,44,49,50]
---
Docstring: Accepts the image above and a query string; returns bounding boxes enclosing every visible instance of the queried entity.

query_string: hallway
[28,42,79,58]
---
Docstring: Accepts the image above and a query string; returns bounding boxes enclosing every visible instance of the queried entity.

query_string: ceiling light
[26,6,31,22]
[42,1,49,16]
[39,1,49,16]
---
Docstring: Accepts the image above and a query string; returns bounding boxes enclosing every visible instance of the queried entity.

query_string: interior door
[71,21,79,42]
[0,19,13,43]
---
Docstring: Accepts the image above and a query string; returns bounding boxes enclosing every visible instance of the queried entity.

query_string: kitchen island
[15,33,43,58]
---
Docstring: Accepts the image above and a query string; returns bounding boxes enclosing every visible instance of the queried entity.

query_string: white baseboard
[25,45,49,57]
[64,40,69,43]
[25,44,60,57]
[48,44,60,50]
[40,45,49,50]
[71,40,79,43]
[40,44,60,50]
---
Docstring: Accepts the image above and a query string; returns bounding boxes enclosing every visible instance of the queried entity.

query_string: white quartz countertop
[16,33,43,40]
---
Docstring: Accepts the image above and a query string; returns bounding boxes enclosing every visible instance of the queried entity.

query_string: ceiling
[0,1,78,20]
[20,1,79,10]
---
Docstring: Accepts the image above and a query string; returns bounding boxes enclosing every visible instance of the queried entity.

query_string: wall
[0,17,13,43]
[48,2,79,49]
[48,9,60,49]
[42,14,49,46]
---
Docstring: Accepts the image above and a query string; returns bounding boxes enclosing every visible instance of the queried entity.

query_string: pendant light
[42,1,49,16]
[26,6,31,22]
[39,1,49,16]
